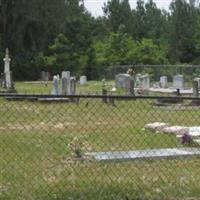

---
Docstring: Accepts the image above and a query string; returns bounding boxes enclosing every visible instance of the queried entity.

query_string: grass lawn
[0,82,200,200]
[14,81,113,94]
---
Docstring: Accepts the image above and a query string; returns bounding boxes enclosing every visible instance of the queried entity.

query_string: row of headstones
[115,74,150,92]
[41,71,87,85]
[159,75,184,89]
[159,75,200,96]
[115,74,183,91]
[52,71,87,95]
[141,74,186,89]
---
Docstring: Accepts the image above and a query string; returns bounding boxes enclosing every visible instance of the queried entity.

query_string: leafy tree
[103,0,134,34]
[135,0,146,39]
[145,0,168,40]
[94,32,168,67]
[169,0,198,63]
[45,1,96,77]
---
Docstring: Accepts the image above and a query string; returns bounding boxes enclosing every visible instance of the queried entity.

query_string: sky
[84,0,172,17]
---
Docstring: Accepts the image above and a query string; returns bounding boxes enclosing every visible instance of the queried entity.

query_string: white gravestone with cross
[3,49,11,89]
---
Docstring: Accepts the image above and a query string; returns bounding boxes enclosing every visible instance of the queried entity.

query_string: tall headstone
[173,75,184,89]
[3,49,11,89]
[70,77,76,95]
[62,71,71,94]
[80,76,87,85]
[160,76,168,88]
[52,75,59,95]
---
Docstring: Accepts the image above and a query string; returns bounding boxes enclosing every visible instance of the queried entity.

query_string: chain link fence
[0,94,200,200]
[102,65,200,83]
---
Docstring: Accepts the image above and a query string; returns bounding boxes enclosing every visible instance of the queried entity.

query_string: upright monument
[3,49,12,89]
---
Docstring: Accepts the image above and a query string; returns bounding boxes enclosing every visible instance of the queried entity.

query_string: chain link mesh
[0,95,200,200]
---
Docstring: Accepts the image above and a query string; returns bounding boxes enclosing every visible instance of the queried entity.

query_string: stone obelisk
[3,49,11,89]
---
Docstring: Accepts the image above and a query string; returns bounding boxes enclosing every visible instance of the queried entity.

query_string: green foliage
[103,0,134,34]
[94,32,168,66]
[169,0,198,63]
[129,39,168,64]
[0,0,200,80]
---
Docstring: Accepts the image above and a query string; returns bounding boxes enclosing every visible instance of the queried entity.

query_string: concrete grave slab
[89,148,200,162]
[145,122,169,131]
[162,126,189,135]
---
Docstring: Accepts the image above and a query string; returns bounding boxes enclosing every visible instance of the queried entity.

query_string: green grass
[14,81,114,94]
[0,82,200,199]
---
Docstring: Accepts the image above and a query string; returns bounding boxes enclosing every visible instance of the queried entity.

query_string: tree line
[0,0,200,80]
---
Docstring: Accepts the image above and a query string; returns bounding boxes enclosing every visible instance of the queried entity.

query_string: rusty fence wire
[0,94,200,200]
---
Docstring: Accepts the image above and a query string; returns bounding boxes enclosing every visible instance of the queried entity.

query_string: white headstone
[52,75,59,95]
[56,74,60,81]
[160,76,168,88]
[173,75,184,89]
[140,74,150,90]
[62,71,70,79]
[3,49,11,88]
[80,76,87,85]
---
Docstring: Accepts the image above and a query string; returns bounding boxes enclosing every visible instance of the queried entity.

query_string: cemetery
[1,0,200,199]
[0,49,199,102]
[0,50,200,199]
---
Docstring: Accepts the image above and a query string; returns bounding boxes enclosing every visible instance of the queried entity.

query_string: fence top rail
[0,93,200,100]
[107,64,200,68]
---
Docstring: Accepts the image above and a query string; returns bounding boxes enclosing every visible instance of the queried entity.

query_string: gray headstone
[41,71,49,82]
[115,74,131,91]
[61,77,68,95]
[173,75,184,89]
[70,77,76,95]
[193,78,200,97]
[62,71,71,94]
[160,76,168,88]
